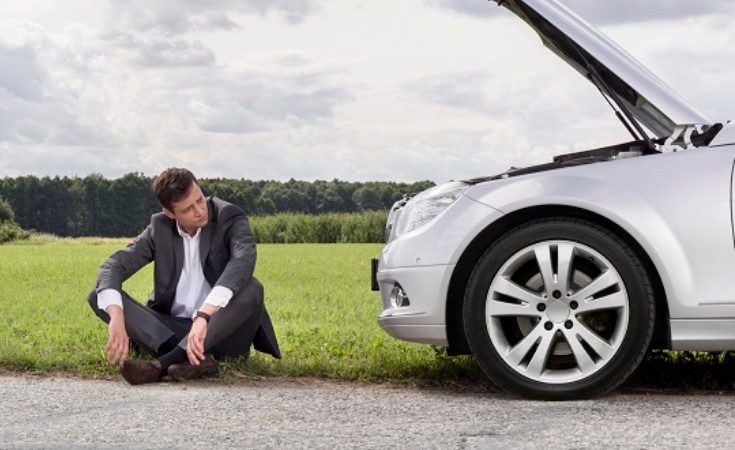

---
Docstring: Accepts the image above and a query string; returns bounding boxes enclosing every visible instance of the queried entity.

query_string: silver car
[372,0,735,400]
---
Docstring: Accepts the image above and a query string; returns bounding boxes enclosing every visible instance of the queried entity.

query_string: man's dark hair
[153,168,199,211]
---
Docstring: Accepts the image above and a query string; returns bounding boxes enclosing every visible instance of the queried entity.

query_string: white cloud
[104,0,321,36]
[180,58,353,134]
[132,38,216,67]
[0,20,48,102]
[0,19,115,147]
[0,0,733,183]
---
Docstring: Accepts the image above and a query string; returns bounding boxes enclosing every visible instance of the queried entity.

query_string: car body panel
[376,265,451,346]
[376,196,506,345]
[378,194,503,269]
[670,319,735,351]
[464,147,735,319]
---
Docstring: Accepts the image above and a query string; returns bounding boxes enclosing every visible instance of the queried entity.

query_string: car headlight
[387,181,469,241]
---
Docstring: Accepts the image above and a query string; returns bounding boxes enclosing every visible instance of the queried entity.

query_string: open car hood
[491,0,713,139]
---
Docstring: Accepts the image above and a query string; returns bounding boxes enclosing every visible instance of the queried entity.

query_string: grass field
[0,239,482,385]
[3,238,735,391]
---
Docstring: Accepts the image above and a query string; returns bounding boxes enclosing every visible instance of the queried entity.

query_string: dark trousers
[88,278,266,360]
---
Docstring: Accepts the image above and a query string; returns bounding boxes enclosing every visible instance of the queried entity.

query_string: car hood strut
[490,0,713,140]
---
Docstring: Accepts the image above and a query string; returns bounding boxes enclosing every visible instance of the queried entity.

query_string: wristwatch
[192,310,211,323]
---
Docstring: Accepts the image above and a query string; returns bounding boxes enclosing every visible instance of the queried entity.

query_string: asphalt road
[1,375,734,449]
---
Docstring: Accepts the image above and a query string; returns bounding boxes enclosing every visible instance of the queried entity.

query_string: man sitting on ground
[87,167,280,384]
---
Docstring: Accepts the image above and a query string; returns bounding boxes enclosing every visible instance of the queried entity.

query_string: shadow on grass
[4,349,735,396]
[215,348,490,389]
[215,349,735,395]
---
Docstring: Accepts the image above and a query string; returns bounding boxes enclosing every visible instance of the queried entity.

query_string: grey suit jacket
[95,196,280,358]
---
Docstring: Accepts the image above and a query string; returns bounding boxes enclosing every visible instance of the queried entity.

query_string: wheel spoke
[574,322,617,360]
[488,299,537,317]
[562,329,597,374]
[491,276,543,307]
[569,270,618,303]
[525,330,556,377]
[533,244,555,293]
[533,242,575,294]
[555,243,575,295]
[576,290,627,314]
[561,322,617,374]
[505,324,545,367]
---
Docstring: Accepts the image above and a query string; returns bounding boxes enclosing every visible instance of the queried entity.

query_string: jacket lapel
[172,232,184,286]
[155,218,184,310]
[199,224,211,267]
[199,199,215,267]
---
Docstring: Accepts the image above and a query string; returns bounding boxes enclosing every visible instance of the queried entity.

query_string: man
[88,167,280,385]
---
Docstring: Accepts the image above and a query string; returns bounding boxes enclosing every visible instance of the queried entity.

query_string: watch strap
[194,310,211,323]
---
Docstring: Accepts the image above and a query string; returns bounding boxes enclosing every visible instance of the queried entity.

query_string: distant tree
[352,187,384,211]
[0,194,14,223]
[256,196,277,215]
[259,180,311,213]
[81,173,111,237]
[0,192,29,243]
[327,179,356,212]
[110,172,157,236]
[9,175,42,231]
[315,183,347,213]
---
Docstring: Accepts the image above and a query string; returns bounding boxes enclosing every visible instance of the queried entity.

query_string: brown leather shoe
[120,359,163,385]
[168,356,218,381]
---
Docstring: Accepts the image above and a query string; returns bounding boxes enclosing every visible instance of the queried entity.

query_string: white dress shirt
[98,222,233,317]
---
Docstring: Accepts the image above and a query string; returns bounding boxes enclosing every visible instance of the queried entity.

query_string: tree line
[0,191,29,243]
[0,173,434,238]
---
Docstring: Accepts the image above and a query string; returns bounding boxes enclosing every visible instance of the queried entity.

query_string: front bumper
[373,262,453,347]
[371,192,505,347]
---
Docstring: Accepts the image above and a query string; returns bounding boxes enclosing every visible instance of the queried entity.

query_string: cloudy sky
[1,0,734,183]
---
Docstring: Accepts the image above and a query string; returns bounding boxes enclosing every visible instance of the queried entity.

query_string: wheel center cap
[546,300,570,322]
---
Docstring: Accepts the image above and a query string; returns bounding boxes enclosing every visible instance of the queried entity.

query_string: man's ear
[163,208,175,220]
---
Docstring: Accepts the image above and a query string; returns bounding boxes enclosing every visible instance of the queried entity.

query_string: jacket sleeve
[95,223,155,294]
[214,203,257,294]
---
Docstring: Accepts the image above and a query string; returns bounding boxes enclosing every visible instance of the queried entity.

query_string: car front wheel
[464,218,654,400]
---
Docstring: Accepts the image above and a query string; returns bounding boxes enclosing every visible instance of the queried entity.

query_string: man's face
[163,182,208,235]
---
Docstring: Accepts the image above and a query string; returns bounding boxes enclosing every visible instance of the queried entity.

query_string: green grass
[3,239,735,392]
[0,241,482,385]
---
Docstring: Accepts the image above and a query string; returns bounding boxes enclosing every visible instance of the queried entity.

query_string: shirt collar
[176,222,202,240]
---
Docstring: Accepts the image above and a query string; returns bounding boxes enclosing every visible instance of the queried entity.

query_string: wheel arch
[445,204,671,355]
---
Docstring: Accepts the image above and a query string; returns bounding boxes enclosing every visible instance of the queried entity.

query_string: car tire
[464,218,654,400]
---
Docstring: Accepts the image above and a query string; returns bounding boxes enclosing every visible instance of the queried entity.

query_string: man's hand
[104,305,129,365]
[187,318,208,366]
